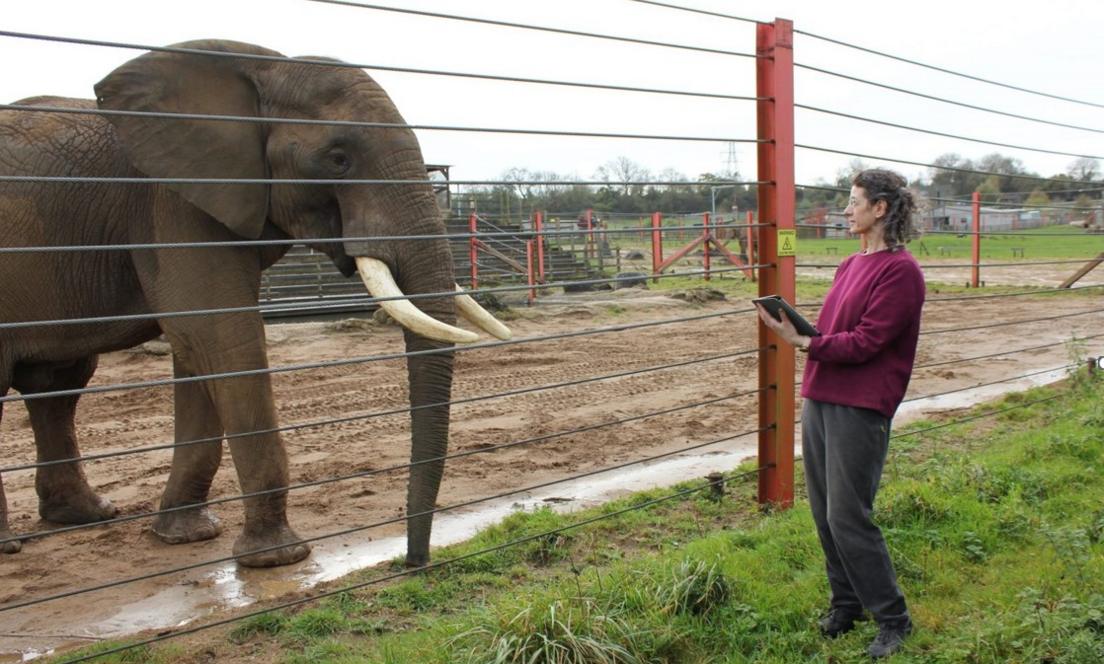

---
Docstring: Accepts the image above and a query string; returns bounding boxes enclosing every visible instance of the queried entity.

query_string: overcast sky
[3,0,1103,189]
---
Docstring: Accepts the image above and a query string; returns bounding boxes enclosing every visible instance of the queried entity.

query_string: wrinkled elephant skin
[0,40,504,567]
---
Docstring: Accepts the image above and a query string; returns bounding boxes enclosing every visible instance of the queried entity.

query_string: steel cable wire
[306,0,757,58]
[900,363,1077,405]
[794,63,1104,134]
[892,393,1065,439]
[0,306,760,405]
[0,175,762,187]
[0,221,764,254]
[0,384,765,548]
[0,30,763,102]
[919,307,1104,336]
[0,343,763,478]
[799,151,1099,187]
[793,28,1104,110]
[0,103,763,145]
[0,261,772,332]
[0,425,769,614]
[57,464,766,664]
[796,259,1098,270]
[914,334,1104,370]
[921,285,1104,303]
[624,0,760,25]
[796,104,1104,160]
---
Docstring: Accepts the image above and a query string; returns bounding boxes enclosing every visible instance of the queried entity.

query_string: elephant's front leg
[151,357,225,544]
[19,358,120,525]
[164,319,310,568]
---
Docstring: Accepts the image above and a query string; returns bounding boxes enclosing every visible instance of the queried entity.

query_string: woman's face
[845,186,886,236]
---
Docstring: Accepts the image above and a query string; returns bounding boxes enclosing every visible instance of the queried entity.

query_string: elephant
[0,40,511,567]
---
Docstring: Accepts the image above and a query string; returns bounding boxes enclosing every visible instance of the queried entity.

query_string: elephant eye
[327,150,350,174]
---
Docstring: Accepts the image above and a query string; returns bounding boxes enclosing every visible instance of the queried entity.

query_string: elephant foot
[404,553,429,570]
[233,525,311,568]
[0,530,22,554]
[152,506,223,544]
[38,491,118,525]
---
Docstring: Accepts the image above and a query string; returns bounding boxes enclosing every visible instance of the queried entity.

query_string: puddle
[1,365,1073,659]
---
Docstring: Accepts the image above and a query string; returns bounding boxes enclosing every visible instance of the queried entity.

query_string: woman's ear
[95,40,283,239]
[874,198,889,220]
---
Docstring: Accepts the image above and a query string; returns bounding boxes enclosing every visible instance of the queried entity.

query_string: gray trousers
[801,399,909,625]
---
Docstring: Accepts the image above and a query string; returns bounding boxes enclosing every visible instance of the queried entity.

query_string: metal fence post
[535,210,545,283]
[971,191,981,288]
[651,211,663,284]
[756,17,796,509]
[746,210,757,282]
[702,212,712,281]
[526,240,536,306]
[469,213,479,290]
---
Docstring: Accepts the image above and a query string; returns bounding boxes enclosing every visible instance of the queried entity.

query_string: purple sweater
[803,248,925,418]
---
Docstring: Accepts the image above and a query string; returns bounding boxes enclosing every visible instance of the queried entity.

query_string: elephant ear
[95,40,283,239]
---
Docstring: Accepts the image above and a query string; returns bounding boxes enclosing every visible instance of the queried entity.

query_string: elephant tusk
[455,285,513,340]
[356,257,479,344]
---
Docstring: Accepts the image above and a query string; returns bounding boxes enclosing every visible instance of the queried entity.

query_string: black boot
[867,618,912,658]
[818,608,864,638]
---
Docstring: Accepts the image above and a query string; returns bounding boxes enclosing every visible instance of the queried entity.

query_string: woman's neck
[863,225,888,253]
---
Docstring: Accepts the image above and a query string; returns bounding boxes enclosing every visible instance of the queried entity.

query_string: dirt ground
[0,261,1101,660]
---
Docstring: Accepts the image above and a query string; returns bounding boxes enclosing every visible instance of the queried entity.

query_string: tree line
[456,154,1102,220]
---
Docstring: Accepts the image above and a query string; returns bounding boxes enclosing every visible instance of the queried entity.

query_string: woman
[755,168,925,659]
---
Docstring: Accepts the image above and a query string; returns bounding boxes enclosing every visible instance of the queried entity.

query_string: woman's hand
[754,303,811,351]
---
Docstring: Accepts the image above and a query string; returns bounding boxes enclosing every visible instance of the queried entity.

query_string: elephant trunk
[393,224,457,568]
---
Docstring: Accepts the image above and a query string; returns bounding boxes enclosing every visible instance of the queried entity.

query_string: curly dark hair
[852,168,919,248]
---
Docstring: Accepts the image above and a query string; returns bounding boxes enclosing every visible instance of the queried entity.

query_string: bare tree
[1067,157,1100,182]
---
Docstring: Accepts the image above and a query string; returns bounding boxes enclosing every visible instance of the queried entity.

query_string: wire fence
[0,5,1102,661]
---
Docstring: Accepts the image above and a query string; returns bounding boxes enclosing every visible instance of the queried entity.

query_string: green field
[600,222,1103,262]
[69,369,1104,663]
[799,224,1104,261]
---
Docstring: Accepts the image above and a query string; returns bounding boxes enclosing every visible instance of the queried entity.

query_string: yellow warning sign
[777,229,797,257]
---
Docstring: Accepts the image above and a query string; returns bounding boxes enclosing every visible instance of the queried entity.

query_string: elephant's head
[94,40,510,566]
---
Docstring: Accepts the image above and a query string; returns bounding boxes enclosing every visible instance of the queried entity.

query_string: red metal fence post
[526,240,536,305]
[585,207,595,261]
[469,213,479,290]
[746,210,756,282]
[651,211,663,284]
[756,18,796,509]
[971,191,981,288]
[535,210,546,283]
[702,212,712,281]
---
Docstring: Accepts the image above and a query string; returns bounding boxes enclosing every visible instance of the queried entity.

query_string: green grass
[59,368,1103,663]
[799,224,1101,261]
[604,223,1101,262]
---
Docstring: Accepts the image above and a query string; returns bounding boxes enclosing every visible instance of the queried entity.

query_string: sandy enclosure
[0,261,1102,659]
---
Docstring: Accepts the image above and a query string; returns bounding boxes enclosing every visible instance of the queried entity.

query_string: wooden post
[756,17,796,509]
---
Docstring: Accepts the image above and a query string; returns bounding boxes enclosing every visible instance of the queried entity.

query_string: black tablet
[752,295,822,337]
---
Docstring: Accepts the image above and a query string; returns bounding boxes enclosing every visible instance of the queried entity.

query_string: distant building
[926,204,1044,232]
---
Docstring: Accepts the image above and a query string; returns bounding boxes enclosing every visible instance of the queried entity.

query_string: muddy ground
[0,259,1101,659]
